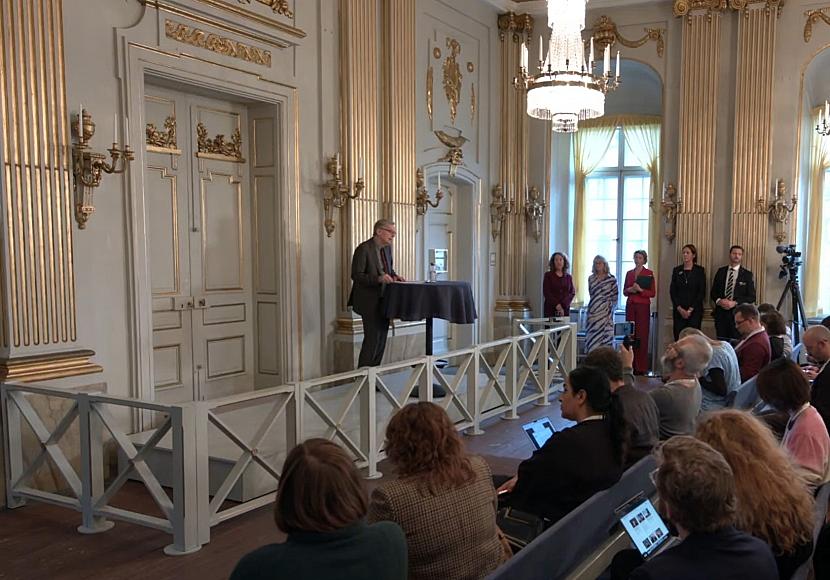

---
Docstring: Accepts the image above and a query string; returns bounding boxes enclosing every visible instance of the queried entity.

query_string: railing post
[467,347,484,435]
[566,323,578,373]
[193,402,210,546]
[502,339,519,420]
[535,330,551,407]
[1,385,26,509]
[164,404,201,555]
[419,356,432,401]
[77,395,114,534]
[361,369,381,479]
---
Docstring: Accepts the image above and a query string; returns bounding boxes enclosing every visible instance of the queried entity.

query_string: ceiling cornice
[480,0,663,15]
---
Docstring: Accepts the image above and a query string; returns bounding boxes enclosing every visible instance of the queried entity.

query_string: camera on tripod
[776,244,802,280]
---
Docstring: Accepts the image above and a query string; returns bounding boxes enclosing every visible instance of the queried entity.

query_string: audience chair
[791,342,803,363]
[791,482,830,580]
[726,376,759,410]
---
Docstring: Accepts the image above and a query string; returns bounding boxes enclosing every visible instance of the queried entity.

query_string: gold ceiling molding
[238,0,292,18]
[196,122,245,162]
[804,8,830,42]
[443,38,463,125]
[729,0,782,12]
[673,0,727,17]
[591,15,665,58]
[497,11,534,42]
[165,20,272,67]
[0,350,102,383]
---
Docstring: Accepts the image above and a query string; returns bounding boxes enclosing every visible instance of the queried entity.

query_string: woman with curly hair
[369,402,509,580]
[696,410,815,579]
[543,251,576,318]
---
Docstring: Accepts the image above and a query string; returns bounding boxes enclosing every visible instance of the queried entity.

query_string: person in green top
[230,438,407,580]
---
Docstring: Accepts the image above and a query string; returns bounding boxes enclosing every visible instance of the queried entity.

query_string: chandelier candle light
[515,0,620,132]
[817,100,830,136]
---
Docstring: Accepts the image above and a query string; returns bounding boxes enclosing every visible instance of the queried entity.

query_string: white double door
[145,87,254,403]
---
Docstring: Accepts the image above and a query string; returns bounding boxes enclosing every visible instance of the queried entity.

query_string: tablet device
[522,417,556,450]
[618,497,671,559]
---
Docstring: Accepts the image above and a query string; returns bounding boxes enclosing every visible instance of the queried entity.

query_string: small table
[383,280,477,356]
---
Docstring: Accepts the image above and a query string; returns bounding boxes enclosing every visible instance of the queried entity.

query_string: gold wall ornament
[497,11,534,41]
[523,186,546,242]
[766,179,798,243]
[591,15,666,58]
[323,154,365,237]
[471,83,477,122]
[195,122,245,162]
[73,110,135,229]
[237,0,293,18]
[673,0,728,17]
[650,182,682,242]
[433,47,442,59]
[426,65,434,122]
[490,184,515,240]
[443,38,463,125]
[145,116,179,152]
[804,9,830,42]
[164,20,272,67]
[415,167,444,216]
[434,130,467,176]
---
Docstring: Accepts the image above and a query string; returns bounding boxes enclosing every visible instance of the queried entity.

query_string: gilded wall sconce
[434,129,467,177]
[490,184,515,240]
[524,186,546,242]
[72,108,134,229]
[415,167,444,216]
[650,182,681,243]
[323,153,365,237]
[766,178,797,243]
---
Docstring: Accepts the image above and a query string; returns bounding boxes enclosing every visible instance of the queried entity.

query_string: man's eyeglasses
[380,228,396,236]
[649,467,659,487]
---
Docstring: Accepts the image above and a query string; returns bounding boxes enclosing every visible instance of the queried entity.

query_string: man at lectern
[349,219,406,367]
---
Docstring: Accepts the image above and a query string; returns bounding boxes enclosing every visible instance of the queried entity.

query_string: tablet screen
[619,498,671,559]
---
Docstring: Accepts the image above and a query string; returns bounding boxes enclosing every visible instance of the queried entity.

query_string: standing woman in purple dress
[543,252,576,318]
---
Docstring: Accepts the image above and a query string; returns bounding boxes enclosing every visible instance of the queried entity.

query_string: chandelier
[514,0,620,133]
[817,101,830,137]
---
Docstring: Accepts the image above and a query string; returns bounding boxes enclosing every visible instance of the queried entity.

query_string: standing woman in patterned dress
[585,255,618,353]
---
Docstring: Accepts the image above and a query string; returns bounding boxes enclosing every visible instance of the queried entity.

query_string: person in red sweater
[733,304,771,383]
[543,252,576,318]
[623,250,656,374]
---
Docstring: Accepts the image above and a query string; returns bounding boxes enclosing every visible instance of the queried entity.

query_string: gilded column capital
[497,12,534,42]
[673,0,727,17]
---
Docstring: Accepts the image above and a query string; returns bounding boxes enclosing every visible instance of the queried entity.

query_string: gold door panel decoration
[443,38,463,125]
[238,0,293,18]
[146,116,180,153]
[164,19,272,67]
[145,165,181,295]
[196,122,245,162]
[200,170,244,292]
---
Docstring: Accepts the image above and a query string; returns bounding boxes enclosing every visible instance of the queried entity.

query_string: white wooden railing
[2,323,575,554]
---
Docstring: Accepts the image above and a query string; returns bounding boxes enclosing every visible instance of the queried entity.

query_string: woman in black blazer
[669,244,706,340]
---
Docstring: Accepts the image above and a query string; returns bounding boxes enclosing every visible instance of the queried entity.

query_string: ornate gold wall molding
[0,0,77,348]
[443,38,463,125]
[0,349,102,382]
[238,0,293,19]
[804,8,830,42]
[591,15,665,58]
[729,2,778,299]
[729,0,781,12]
[164,19,272,67]
[497,12,534,42]
[673,0,727,17]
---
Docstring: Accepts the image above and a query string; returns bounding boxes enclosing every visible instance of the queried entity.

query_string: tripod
[776,269,808,344]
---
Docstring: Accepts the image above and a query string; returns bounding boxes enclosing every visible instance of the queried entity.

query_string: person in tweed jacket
[369,403,510,580]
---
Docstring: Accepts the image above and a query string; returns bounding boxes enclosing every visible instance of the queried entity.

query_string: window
[584,128,651,303]
[820,170,830,314]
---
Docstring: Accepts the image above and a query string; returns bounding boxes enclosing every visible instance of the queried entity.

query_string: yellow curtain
[805,107,830,315]
[621,115,662,286]
[573,119,617,303]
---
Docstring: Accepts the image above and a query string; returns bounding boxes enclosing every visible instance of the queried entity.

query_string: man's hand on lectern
[379,274,394,284]
[394,274,406,282]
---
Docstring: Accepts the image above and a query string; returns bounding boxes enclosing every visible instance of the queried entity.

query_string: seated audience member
[584,345,659,464]
[650,335,712,439]
[802,325,830,430]
[733,304,771,383]
[760,310,792,360]
[822,315,830,330]
[497,366,627,524]
[368,403,508,580]
[757,358,830,484]
[757,302,777,315]
[679,328,740,412]
[696,410,815,579]
[231,439,407,580]
[628,437,778,580]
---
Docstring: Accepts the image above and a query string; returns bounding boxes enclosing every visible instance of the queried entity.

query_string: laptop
[522,417,556,450]
[617,496,677,560]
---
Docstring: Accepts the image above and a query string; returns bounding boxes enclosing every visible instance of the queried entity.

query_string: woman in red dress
[543,252,576,318]
[623,250,655,374]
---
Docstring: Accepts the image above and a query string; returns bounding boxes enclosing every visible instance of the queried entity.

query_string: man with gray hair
[649,335,712,440]
[348,219,405,367]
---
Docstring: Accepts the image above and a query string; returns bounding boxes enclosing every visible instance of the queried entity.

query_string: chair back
[791,342,804,363]
[791,482,830,580]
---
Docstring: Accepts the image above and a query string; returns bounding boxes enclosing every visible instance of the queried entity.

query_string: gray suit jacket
[348,238,396,316]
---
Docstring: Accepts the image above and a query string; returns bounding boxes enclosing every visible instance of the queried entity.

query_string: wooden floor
[0,378,663,580]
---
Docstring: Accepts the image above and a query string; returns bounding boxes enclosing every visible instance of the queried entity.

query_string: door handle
[195,297,208,309]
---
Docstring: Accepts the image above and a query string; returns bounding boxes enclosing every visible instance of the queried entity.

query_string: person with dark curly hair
[543,252,576,317]
[368,403,509,580]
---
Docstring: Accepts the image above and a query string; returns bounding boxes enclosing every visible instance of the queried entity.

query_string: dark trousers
[714,306,738,340]
[626,302,651,374]
[358,307,390,367]
[672,309,703,341]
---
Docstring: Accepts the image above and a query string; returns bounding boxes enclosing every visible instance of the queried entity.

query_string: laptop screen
[522,417,556,450]
[619,498,671,559]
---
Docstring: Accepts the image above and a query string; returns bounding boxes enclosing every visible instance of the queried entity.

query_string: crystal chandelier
[514,0,620,133]
[817,101,830,137]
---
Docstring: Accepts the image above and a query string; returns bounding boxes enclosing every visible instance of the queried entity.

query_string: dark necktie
[725,268,735,300]
[380,248,390,276]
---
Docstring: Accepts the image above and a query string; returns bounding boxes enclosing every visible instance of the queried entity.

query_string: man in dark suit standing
[349,219,405,368]
[710,245,756,340]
